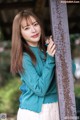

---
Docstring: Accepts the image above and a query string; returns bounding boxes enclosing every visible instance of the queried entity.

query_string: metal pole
[49,0,77,120]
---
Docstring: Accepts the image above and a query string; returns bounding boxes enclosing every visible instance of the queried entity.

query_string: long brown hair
[11,9,47,75]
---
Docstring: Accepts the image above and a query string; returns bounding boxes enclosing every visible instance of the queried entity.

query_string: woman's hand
[46,36,56,57]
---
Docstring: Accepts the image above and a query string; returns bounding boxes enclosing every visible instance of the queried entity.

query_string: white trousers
[17,102,60,120]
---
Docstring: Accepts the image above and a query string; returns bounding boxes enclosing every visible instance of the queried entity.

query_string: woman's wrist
[46,51,55,63]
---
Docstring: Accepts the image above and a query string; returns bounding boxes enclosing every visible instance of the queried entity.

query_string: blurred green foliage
[74,84,80,111]
[75,84,80,97]
[70,34,80,58]
[0,77,21,114]
[0,41,22,114]
[0,41,12,86]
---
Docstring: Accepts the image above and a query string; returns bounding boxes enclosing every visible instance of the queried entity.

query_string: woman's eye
[24,27,29,30]
[34,23,38,26]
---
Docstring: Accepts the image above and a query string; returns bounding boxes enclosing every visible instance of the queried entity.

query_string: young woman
[11,9,60,120]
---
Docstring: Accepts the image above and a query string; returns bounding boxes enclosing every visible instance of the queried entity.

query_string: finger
[52,49,56,56]
[50,44,56,52]
[46,39,50,44]
[50,35,52,38]
[48,41,55,49]
[48,42,53,50]
[50,35,54,41]
[49,37,54,44]
[49,36,53,41]
[49,39,54,46]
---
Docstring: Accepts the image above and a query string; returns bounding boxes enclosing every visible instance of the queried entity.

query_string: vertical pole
[49,0,77,120]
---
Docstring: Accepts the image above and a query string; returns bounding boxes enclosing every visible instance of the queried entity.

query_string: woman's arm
[20,52,55,97]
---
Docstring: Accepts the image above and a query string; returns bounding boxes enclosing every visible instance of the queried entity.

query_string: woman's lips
[31,33,39,38]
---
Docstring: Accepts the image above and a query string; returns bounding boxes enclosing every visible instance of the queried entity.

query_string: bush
[0,77,21,114]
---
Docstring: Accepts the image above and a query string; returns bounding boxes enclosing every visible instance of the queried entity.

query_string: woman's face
[20,16,41,47]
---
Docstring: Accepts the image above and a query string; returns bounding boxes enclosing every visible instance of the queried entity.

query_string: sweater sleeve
[20,53,55,97]
[72,60,76,74]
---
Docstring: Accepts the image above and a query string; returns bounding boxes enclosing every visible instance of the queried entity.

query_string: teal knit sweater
[19,45,75,113]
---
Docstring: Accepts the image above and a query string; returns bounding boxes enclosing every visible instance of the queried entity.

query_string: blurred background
[0,0,80,120]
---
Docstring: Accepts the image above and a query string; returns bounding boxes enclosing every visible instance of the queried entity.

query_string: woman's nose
[31,26,36,32]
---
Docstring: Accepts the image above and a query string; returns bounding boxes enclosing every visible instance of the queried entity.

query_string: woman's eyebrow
[21,24,29,28]
[29,21,38,25]
[21,25,26,29]
[32,21,38,24]
[21,21,38,28]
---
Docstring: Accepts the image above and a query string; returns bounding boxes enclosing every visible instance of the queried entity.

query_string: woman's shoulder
[23,52,32,62]
[23,52,29,56]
